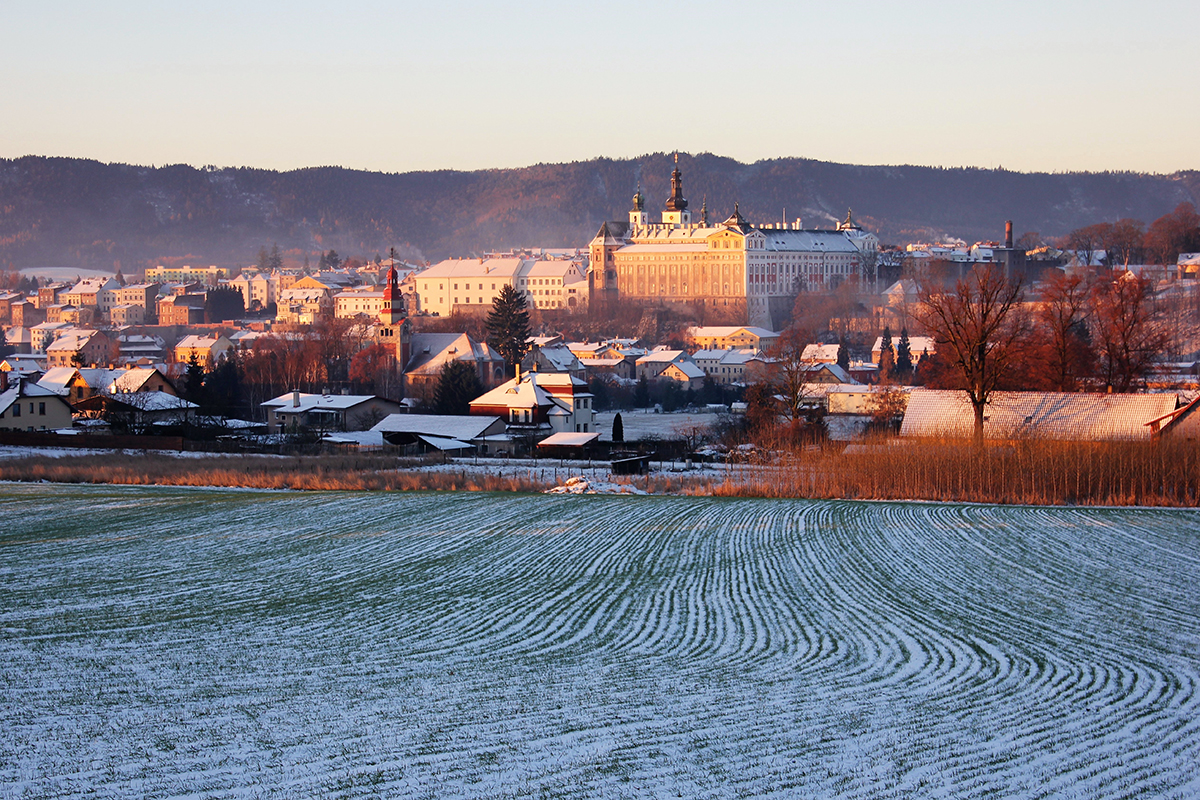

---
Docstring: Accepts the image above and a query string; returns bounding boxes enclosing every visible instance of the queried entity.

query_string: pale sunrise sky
[3,0,1197,175]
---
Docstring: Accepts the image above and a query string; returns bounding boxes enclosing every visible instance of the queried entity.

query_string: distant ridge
[1,153,1196,271]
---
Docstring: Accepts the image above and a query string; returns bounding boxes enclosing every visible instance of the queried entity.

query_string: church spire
[664,152,688,212]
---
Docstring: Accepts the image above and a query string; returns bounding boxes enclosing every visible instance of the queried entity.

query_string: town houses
[3,163,1199,455]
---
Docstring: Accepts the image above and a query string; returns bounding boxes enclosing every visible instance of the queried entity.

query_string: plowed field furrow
[2,485,1198,799]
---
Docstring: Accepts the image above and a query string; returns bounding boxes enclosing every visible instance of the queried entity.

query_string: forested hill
[2,153,1197,271]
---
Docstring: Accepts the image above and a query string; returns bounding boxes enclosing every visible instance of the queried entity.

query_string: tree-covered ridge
[1,154,1197,271]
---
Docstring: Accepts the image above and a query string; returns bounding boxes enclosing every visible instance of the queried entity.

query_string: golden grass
[703,437,1200,506]
[0,452,553,493]
[3,438,1197,506]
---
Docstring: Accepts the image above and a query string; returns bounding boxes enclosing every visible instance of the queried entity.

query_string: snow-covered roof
[537,431,600,447]
[900,389,1178,441]
[0,381,61,415]
[370,414,504,441]
[176,335,225,350]
[262,392,380,411]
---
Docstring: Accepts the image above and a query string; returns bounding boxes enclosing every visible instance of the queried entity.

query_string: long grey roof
[900,389,1178,441]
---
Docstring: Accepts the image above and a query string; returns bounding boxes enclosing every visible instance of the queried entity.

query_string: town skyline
[4,0,1197,175]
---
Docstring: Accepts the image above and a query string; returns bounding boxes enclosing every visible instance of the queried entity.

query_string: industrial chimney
[1005,220,1014,249]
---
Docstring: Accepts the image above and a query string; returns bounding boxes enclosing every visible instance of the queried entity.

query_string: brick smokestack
[1005,220,1013,249]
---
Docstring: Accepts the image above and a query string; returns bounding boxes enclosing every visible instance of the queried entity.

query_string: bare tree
[1089,274,1168,392]
[916,266,1029,446]
[1038,271,1094,391]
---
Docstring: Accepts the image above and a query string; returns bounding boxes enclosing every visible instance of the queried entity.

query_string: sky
[3,0,1197,175]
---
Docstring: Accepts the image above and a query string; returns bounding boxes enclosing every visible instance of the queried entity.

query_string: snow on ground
[594,409,723,442]
[545,476,648,495]
[2,485,1199,799]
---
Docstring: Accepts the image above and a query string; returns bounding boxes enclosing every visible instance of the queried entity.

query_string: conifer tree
[878,326,895,381]
[896,327,913,379]
[612,412,624,443]
[836,334,850,372]
[485,284,531,374]
[434,360,484,415]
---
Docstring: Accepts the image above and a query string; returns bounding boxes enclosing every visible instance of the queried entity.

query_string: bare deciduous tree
[1089,274,1168,393]
[916,266,1029,446]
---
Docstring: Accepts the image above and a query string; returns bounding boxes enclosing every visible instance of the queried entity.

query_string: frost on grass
[1,486,1199,799]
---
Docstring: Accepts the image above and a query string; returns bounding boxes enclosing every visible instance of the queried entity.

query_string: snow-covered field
[2,486,1199,798]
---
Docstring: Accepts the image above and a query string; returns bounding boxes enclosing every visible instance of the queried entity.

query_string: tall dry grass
[0,453,553,493]
[707,437,1200,506]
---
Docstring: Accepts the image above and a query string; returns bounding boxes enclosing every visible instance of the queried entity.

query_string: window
[39,403,45,416]
[13,404,19,417]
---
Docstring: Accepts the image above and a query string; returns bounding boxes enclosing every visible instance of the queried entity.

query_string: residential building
[403,332,506,394]
[413,255,587,317]
[157,294,206,326]
[63,277,121,313]
[686,326,778,351]
[45,330,115,368]
[0,378,73,431]
[370,414,509,455]
[261,391,402,433]
[174,335,233,368]
[469,371,595,435]
[227,271,277,311]
[111,283,161,321]
[109,304,144,325]
[145,265,230,285]
[872,335,936,365]
[692,348,760,385]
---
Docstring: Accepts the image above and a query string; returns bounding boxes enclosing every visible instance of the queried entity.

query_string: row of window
[1,402,48,418]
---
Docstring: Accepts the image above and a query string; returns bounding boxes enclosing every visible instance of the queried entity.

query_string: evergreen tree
[485,284,531,374]
[269,243,284,271]
[182,353,206,405]
[878,326,895,382]
[895,327,913,379]
[203,355,243,418]
[434,360,484,415]
[634,375,650,408]
[0,327,12,360]
[836,334,850,372]
[612,412,624,443]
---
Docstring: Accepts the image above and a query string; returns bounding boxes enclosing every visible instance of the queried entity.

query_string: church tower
[629,185,648,228]
[379,258,405,326]
[662,153,691,227]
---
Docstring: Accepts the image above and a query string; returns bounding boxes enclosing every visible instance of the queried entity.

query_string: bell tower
[662,153,691,227]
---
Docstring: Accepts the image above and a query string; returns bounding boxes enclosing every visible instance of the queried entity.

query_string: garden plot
[2,486,1199,799]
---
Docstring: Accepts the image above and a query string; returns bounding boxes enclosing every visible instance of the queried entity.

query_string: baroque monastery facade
[589,158,878,329]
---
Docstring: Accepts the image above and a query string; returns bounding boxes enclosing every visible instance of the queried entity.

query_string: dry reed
[0,452,553,494]
[707,437,1200,506]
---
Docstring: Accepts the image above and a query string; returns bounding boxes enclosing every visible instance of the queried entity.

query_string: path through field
[2,486,1199,798]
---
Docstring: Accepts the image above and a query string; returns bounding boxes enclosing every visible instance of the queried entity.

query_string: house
[522,344,586,380]
[157,294,207,326]
[403,332,507,393]
[1146,395,1200,440]
[686,326,779,351]
[469,371,596,437]
[261,391,402,433]
[174,335,233,368]
[692,348,760,385]
[38,366,178,405]
[45,330,115,368]
[801,343,841,364]
[0,376,74,431]
[873,335,935,365]
[276,285,332,324]
[73,392,199,432]
[0,354,46,379]
[899,389,1179,441]
[370,413,509,455]
[635,349,704,382]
